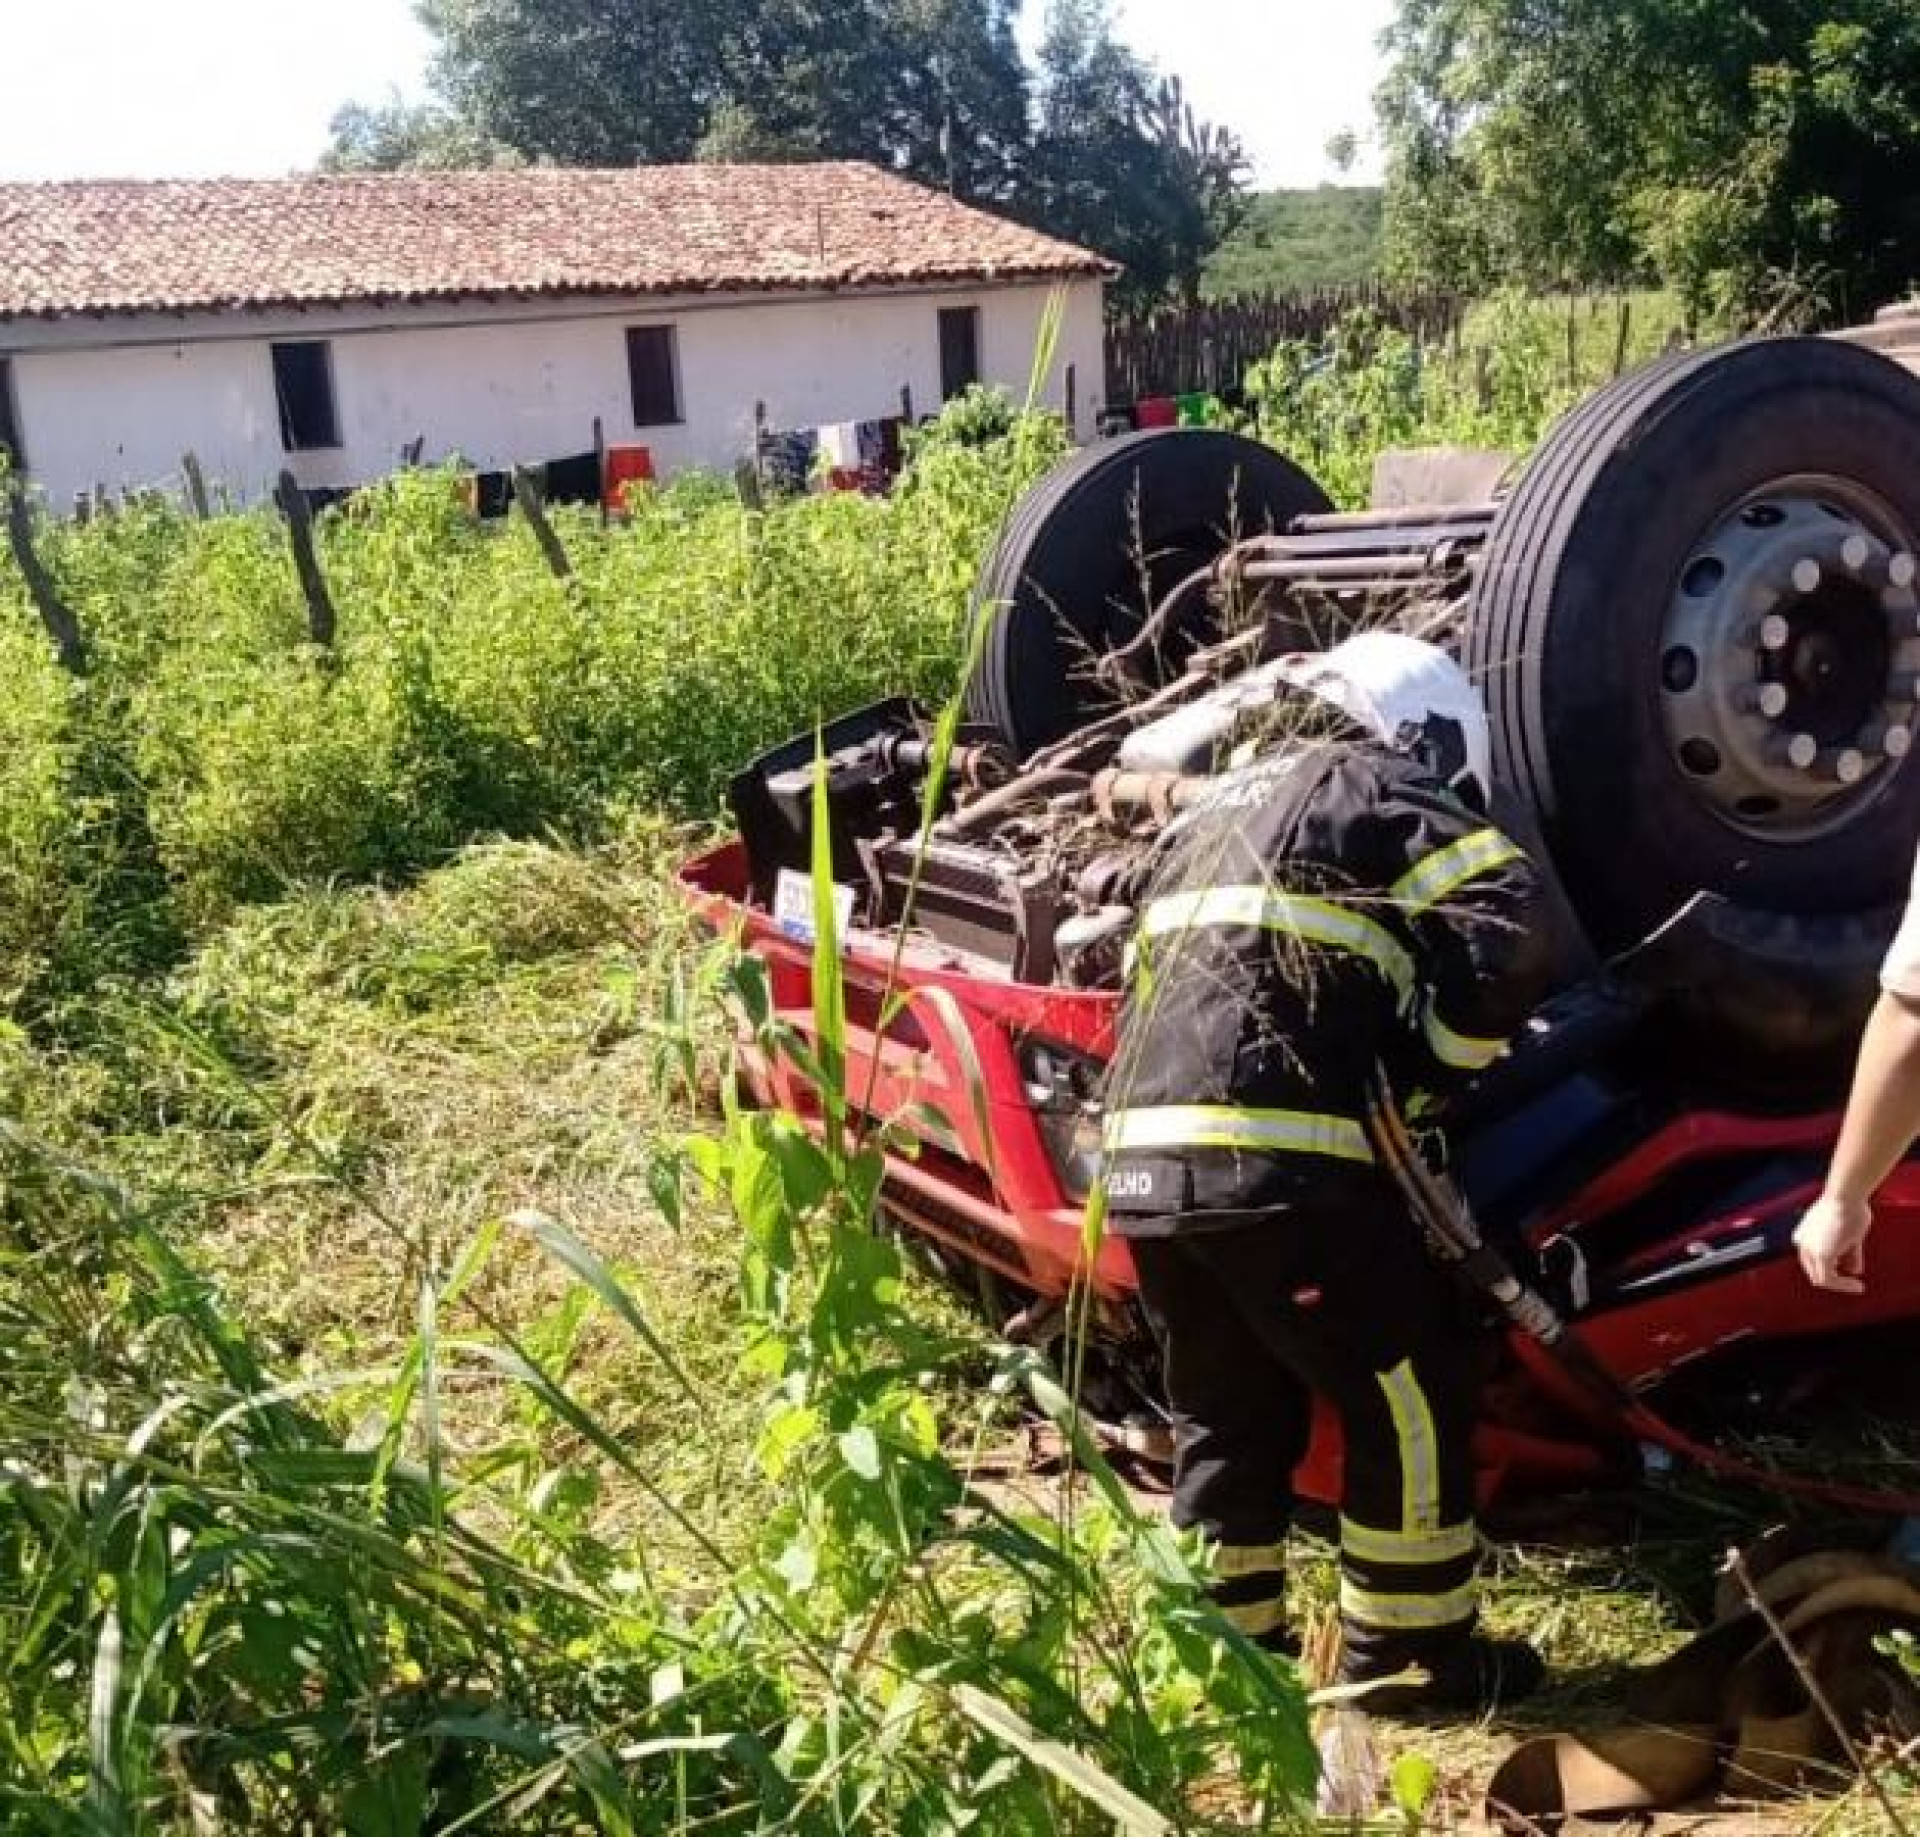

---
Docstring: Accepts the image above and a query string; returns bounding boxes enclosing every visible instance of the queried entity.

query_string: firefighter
[1100,631,1554,1711]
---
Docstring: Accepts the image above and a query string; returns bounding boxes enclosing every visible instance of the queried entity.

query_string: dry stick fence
[1105,284,1472,404]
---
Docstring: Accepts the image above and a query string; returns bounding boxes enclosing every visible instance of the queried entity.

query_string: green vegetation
[1378,0,1920,323]
[0,397,1326,1831]
[326,0,1920,324]
[7,347,1920,1830]
[1204,187,1384,297]
[0,408,1064,1006]
[1247,290,1690,508]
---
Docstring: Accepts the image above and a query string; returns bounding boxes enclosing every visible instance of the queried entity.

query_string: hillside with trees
[1202,186,1384,297]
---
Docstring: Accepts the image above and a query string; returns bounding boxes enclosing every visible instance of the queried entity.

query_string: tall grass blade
[506,1207,701,1405]
[952,1684,1173,1835]
[809,728,849,1160]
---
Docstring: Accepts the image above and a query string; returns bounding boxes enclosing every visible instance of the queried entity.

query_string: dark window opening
[939,306,981,401]
[626,326,682,427]
[271,341,340,451]
[0,358,21,468]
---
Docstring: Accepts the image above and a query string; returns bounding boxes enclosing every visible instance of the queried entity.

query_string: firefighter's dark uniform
[1101,737,1548,1679]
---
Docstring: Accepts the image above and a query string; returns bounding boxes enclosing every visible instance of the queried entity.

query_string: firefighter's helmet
[1278,633,1494,809]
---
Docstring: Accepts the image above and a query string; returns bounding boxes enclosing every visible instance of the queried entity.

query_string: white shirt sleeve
[1882,843,1920,1000]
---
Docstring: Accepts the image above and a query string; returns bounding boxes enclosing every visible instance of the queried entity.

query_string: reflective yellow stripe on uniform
[1103,1105,1373,1165]
[1220,1596,1291,1638]
[1339,1577,1478,1631]
[1138,885,1416,1005]
[1339,1516,1478,1568]
[1420,1001,1505,1072]
[1376,1360,1442,1532]
[1391,828,1523,918]
[1214,1539,1290,1580]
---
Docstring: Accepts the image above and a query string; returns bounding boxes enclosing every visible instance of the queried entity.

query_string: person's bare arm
[1794,988,1920,1293]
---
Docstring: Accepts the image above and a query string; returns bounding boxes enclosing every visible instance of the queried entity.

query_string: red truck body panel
[680,836,1920,1505]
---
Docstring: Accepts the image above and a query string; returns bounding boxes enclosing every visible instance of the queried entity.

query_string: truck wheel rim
[1658,476,1920,839]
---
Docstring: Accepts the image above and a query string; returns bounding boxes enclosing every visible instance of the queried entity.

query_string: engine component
[1113,656,1294,774]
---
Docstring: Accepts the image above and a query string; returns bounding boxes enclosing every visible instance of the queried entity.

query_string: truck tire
[967,430,1332,758]
[1466,337,1920,1074]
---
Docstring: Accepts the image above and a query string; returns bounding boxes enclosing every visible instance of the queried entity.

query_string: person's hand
[1793,1192,1873,1294]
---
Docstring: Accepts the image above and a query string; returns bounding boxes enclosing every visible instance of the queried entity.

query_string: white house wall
[4,279,1105,507]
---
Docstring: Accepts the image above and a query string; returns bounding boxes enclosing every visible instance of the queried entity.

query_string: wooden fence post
[510,465,573,580]
[1612,296,1633,378]
[3,482,87,674]
[180,452,211,519]
[272,469,338,648]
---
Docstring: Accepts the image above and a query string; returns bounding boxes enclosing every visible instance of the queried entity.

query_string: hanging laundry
[819,422,862,471]
[1096,406,1138,439]
[465,470,512,520]
[1176,392,1218,427]
[541,451,602,507]
[848,420,899,493]
[1135,396,1179,429]
[603,445,655,513]
[758,429,819,497]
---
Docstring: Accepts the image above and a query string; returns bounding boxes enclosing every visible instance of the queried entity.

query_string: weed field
[4,350,1918,1832]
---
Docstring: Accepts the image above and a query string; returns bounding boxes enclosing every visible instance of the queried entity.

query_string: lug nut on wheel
[1791,558,1823,595]
[1742,683,1791,719]
[1824,748,1868,786]
[1770,732,1820,772]
[1759,614,1792,652]
[1862,720,1913,761]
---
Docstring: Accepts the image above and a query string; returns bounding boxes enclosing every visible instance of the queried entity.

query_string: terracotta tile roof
[0,163,1113,322]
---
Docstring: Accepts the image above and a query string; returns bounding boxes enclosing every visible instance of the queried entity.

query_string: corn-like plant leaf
[809,728,849,1159]
[952,1683,1173,1835]
[507,1208,700,1405]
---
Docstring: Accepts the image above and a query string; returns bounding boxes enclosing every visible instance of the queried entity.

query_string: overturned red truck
[681,336,1920,1506]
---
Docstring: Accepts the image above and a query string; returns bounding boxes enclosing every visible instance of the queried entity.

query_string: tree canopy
[326,0,1247,306]
[1378,0,1920,323]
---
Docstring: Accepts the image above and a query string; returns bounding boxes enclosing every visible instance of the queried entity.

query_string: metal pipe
[1091,768,1212,815]
[1292,503,1499,533]
[1239,554,1443,584]
[1019,630,1266,776]
[1098,564,1219,685]
[944,766,1090,835]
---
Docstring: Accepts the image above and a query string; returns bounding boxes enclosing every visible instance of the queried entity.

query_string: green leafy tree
[321,96,525,172]
[323,0,1251,302]
[418,0,735,165]
[1025,0,1248,306]
[357,0,1030,203]
[1203,186,1385,296]
[1378,0,1920,322]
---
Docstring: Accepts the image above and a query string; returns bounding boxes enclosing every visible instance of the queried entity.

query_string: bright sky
[0,0,1392,188]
